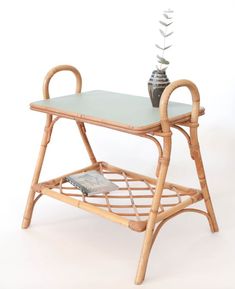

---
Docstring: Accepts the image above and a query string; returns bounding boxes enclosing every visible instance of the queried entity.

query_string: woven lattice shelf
[33,161,203,232]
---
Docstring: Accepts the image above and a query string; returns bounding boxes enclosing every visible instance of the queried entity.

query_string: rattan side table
[22,65,218,285]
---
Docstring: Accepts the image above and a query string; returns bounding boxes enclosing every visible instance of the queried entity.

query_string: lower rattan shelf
[33,161,203,232]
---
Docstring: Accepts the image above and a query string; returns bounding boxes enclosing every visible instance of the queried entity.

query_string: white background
[0,0,235,288]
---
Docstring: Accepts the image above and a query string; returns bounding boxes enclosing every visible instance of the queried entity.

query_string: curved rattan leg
[190,131,219,232]
[151,208,214,251]
[140,134,163,177]
[160,80,218,233]
[172,124,218,233]
[135,134,172,285]
[76,121,97,164]
[22,115,52,229]
[23,65,82,229]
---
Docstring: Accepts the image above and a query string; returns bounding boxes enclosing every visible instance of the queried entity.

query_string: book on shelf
[65,170,118,196]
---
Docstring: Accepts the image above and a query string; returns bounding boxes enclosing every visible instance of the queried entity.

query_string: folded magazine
[66,170,118,196]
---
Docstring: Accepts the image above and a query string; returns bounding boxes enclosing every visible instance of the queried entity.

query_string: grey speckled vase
[148,69,170,107]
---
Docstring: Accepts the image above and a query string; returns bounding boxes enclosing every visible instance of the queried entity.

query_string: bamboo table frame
[22,65,218,285]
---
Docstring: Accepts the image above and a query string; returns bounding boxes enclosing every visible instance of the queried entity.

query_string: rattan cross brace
[22,65,218,285]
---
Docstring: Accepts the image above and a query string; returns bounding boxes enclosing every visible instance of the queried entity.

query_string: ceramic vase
[148,69,170,107]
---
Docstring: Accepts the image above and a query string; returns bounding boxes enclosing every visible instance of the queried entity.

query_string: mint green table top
[31,90,204,132]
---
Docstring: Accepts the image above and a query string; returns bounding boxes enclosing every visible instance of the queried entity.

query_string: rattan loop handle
[43,65,82,99]
[159,79,200,133]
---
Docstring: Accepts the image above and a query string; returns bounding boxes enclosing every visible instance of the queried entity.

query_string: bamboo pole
[22,65,83,228]
[22,114,52,228]
[190,128,219,232]
[76,121,97,164]
[41,187,130,228]
[135,134,172,284]
[169,80,218,232]
[154,191,202,223]
[160,79,218,233]
[43,65,82,99]
[150,208,213,251]
[140,134,163,177]
[172,124,194,159]
[134,79,218,285]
